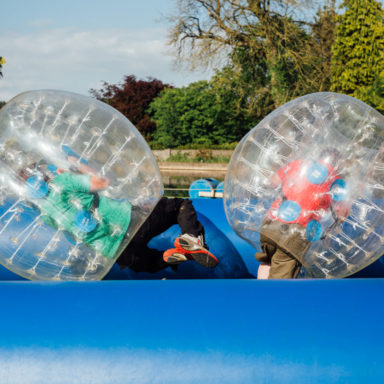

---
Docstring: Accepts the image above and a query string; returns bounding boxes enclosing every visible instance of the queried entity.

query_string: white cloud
[0,27,212,102]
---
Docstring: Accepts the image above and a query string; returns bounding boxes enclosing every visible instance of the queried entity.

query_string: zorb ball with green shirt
[0,90,163,280]
[224,92,384,278]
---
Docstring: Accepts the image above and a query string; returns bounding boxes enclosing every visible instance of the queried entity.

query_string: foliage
[209,57,274,127]
[90,75,171,141]
[166,150,231,163]
[166,0,337,110]
[149,141,239,150]
[0,101,5,109]
[356,76,384,113]
[331,0,384,110]
[148,80,255,148]
[309,1,337,92]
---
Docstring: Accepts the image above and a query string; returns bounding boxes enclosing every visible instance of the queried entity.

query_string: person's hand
[67,156,79,166]
[333,202,350,222]
[264,173,281,189]
[90,175,110,191]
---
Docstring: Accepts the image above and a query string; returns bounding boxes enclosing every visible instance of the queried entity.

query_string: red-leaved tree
[90,75,171,141]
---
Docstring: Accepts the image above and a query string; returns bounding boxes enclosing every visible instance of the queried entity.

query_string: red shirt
[269,159,338,226]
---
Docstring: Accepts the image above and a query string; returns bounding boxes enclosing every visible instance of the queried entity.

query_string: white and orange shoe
[174,234,219,268]
[163,247,190,265]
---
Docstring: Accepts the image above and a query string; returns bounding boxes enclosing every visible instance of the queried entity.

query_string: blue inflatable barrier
[216,180,224,194]
[0,198,384,382]
[189,178,219,198]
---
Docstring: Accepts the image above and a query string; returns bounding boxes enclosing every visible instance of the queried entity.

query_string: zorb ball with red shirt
[0,90,163,280]
[224,92,384,278]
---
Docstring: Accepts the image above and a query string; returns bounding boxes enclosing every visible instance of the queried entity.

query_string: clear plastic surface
[0,90,163,280]
[224,92,384,278]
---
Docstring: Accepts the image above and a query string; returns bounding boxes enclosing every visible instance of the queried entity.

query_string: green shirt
[39,173,132,259]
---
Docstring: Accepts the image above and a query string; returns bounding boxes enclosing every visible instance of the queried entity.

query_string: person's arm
[331,201,350,222]
[265,160,299,189]
[329,175,350,222]
[67,156,110,191]
[67,156,98,175]
[90,175,109,191]
[266,172,282,189]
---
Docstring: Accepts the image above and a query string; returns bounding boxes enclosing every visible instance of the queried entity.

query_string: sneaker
[163,248,190,265]
[174,234,219,268]
[174,233,205,250]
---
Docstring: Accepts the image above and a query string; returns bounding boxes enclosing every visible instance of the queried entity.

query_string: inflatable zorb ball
[0,90,162,280]
[224,92,384,278]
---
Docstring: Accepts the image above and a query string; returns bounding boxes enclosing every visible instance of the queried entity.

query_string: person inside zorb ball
[224,92,384,279]
[0,90,163,281]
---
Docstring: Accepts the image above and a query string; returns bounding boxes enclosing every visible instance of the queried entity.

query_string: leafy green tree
[148,80,254,148]
[209,59,274,127]
[309,1,337,92]
[167,0,334,108]
[331,0,384,109]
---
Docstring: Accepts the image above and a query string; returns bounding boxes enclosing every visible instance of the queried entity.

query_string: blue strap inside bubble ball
[278,200,301,222]
[330,179,347,201]
[47,164,59,177]
[306,220,322,241]
[306,161,329,184]
[74,210,98,233]
[62,144,88,165]
[26,176,49,199]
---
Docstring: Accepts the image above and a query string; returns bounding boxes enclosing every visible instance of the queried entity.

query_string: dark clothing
[117,197,204,273]
[255,219,310,279]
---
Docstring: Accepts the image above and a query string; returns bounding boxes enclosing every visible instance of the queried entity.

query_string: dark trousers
[117,197,204,273]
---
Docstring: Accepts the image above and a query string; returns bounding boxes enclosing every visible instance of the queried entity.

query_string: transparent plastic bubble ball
[224,92,384,278]
[0,90,163,280]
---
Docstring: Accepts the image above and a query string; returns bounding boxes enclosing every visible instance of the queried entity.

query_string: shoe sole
[188,250,218,268]
[163,252,188,265]
[176,237,218,268]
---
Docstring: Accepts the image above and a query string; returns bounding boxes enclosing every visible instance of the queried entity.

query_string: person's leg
[120,197,210,270]
[116,240,170,273]
[255,234,276,279]
[177,199,204,237]
[257,262,271,279]
[170,199,218,268]
[133,197,184,244]
[269,248,301,279]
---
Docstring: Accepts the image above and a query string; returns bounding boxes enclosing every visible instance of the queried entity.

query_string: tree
[0,57,5,78]
[309,1,337,92]
[90,75,171,141]
[331,0,384,109]
[209,59,274,126]
[167,0,328,107]
[148,80,254,148]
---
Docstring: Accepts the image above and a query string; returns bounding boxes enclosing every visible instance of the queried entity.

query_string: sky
[0,0,213,102]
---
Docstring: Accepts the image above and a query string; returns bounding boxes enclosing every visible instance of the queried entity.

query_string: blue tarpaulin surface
[0,199,384,382]
[0,279,383,383]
